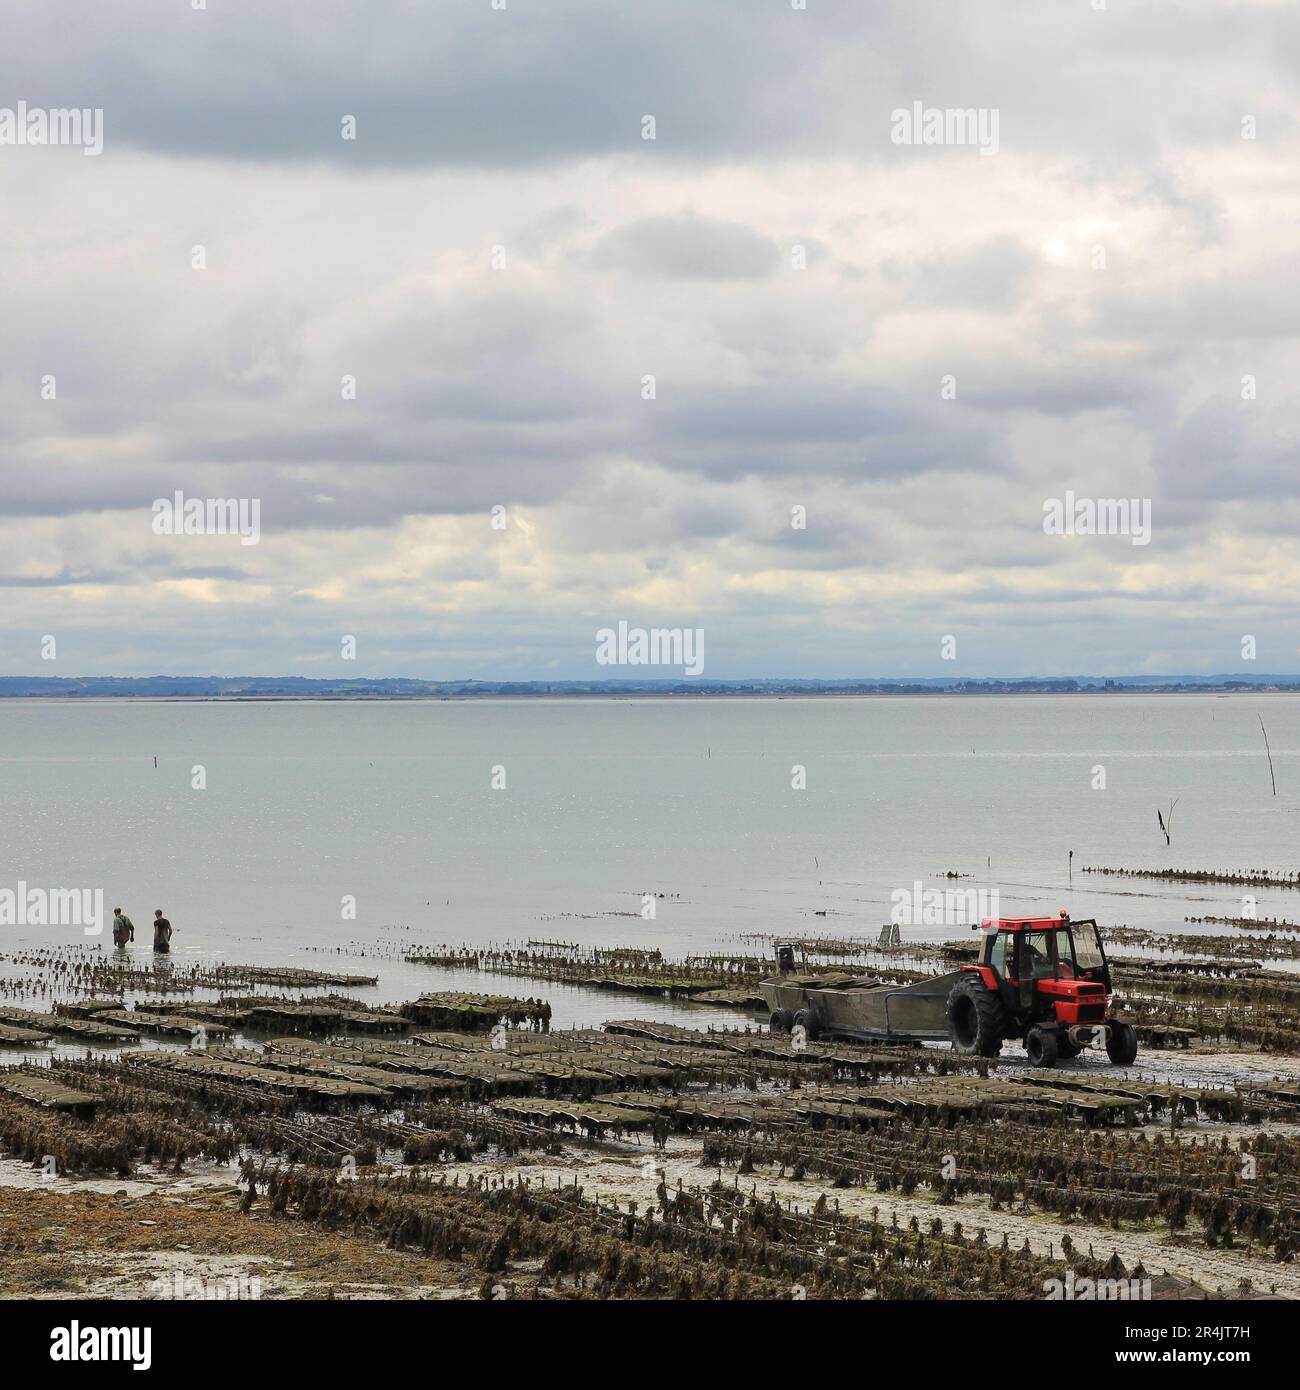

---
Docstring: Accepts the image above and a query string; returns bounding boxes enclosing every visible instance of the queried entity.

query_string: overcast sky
[1,0,1297,679]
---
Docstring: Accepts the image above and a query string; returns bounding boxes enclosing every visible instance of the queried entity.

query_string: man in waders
[152,909,173,954]
[111,908,135,949]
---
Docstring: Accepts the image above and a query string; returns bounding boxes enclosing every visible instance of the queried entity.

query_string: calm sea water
[2,694,1299,1027]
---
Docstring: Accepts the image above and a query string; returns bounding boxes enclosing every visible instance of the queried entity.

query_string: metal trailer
[760,970,966,1043]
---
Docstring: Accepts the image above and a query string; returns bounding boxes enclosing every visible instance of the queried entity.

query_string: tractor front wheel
[769,1009,794,1036]
[1025,1027,1059,1068]
[947,977,1005,1058]
[1106,1021,1138,1066]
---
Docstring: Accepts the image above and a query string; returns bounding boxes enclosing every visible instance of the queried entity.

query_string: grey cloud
[882,236,1036,311]
[590,214,782,281]
[0,0,837,168]
[647,383,1003,481]
[2,0,1288,173]
[0,568,123,588]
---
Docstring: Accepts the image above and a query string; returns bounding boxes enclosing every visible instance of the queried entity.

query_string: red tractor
[948,913,1137,1067]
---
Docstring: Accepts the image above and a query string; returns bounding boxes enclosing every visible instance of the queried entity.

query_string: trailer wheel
[1025,1027,1059,1068]
[793,1008,820,1042]
[1106,1021,1138,1066]
[769,1009,794,1036]
[946,977,1005,1058]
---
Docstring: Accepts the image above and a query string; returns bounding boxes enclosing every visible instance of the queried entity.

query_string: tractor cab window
[1019,931,1058,980]
[989,932,1014,978]
[1068,923,1107,979]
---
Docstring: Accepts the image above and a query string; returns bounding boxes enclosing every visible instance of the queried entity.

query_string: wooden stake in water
[1259,714,1277,796]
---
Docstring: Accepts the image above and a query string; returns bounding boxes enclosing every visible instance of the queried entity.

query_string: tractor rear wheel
[769,1009,794,1036]
[946,977,1005,1058]
[793,1008,820,1042]
[1106,1021,1138,1066]
[1025,1027,1059,1068]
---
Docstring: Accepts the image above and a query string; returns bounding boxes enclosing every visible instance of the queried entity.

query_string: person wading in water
[152,909,173,954]
[111,908,135,949]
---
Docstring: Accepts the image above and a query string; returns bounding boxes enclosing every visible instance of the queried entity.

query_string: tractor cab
[981,915,1111,993]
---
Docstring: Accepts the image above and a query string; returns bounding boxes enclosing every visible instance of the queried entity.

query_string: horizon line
[2,674,1299,688]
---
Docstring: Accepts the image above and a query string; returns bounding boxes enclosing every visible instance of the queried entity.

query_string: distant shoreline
[4,674,1300,700]
[3,688,1300,702]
